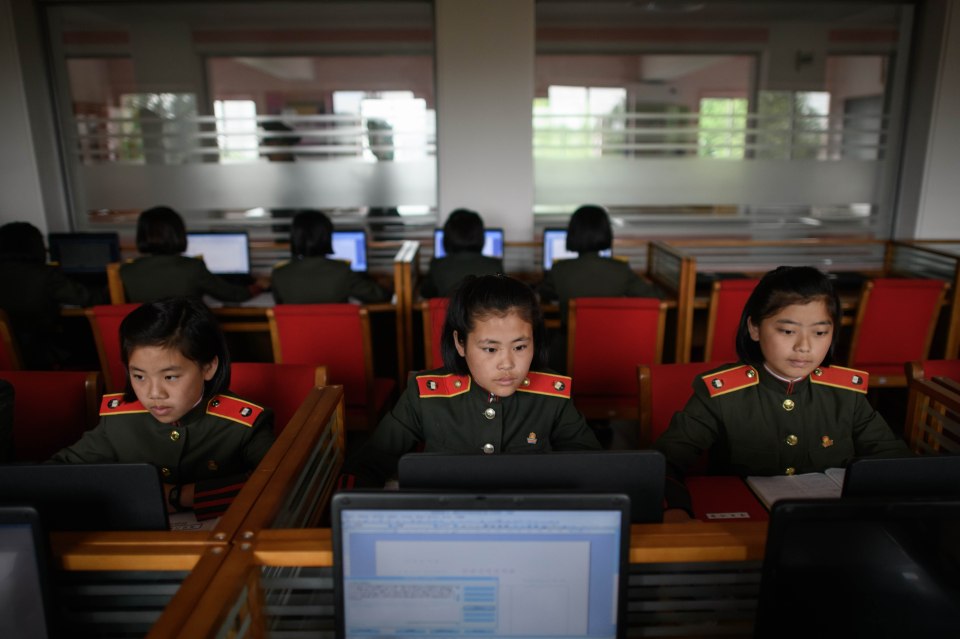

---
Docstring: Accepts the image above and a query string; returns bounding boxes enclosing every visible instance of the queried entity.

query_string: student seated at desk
[420,209,504,298]
[121,206,264,304]
[655,266,910,513]
[0,222,103,369]
[49,298,275,519]
[271,210,387,304]
[340,274,600,488]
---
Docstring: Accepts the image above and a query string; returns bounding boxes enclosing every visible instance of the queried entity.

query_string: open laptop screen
[333,492,629,639]
[184,232,250,275]
[543,228,612,270]
[434,228,504,259]
[331,230,368,272]
[47,232,120,274]
[843,455,960,498]
[0,506,52,639]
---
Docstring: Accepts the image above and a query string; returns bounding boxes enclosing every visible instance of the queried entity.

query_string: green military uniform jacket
[50,391,275,518]
[341,369,601,487]
[271,256,388,304]
[420,253,505,298]
[538,252,663,320]
[120,255,253,303]
[656,363,910,478]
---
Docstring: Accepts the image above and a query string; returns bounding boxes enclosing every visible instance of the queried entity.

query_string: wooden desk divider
[905,375,960,455]
[393,240,422,387]
[647,241,696,363]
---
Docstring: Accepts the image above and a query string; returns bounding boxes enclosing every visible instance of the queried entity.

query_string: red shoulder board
[99,393,147,416]
[518,371,572,398]
[810,365,869,394]
[702,365,759,398]
[206,395,264,427]
[416,373,471,398]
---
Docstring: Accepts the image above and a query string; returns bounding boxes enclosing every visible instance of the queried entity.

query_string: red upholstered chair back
[0,309,22,370]
[422,297,450,369]
[848,279,947,376]
[229,362,327,436]
[2,370,102,462]
[568,298,666,398]
[704,279,759,363]
[85,303,141,392]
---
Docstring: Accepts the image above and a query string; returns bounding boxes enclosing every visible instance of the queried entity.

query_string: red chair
[567,298,666,420]
[419,298,449,370]
[267,304,395,431]
[847,279,948,387]
[229,362,328,436]
[1,370,102,462]
[703,279,758,362]
[0,309,22,370]
[85,303,141,392]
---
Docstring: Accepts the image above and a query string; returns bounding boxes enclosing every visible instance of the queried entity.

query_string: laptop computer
[757,498,960,637]
[0,506,53,639]
[0,463,169,531]
[184,231,251,279]
[542,228,612,270]
[433,228,504,259]
[842,455,960,498]
[332,491,630,639]
[398,450,664,523]
[331,229,369,272]
[47,232,121,274]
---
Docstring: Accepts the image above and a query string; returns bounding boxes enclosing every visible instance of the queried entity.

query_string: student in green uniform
[0,221,102,369]
[50,297,275,520]
[341,274,600,487]
[120,206,263,304]
[420,209,504,298]
[655,266,910,512]
[271,210,388,304]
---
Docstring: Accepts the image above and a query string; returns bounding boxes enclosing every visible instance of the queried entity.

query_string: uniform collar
[758,366,810,394]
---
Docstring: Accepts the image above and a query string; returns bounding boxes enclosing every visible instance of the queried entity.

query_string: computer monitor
[0,506,53,639]
[843,455,960,498]
[433,228,504,259]
[399,450,665,523]
[0,463,169,531]
[542,228,612,270]
[47,232,120,274]
[184,232,250,275]
[756,499,960,637]
[330,230,369,272]
[332,491,630,639]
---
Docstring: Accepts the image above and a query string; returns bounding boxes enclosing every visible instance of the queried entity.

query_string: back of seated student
[120,206,263,304]
[420,209,504,298]
[271,210,388,304]
[654,266,910,513]
[0,222,103,369]
[49,297,275,519]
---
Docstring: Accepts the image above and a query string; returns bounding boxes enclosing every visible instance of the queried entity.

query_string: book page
[746,471,844,510]
[824,467,846,488]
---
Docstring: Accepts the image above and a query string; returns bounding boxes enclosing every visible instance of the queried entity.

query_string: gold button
[207,460,219,471]
[483,407,496,420]
[453,380,462,388]
[170,430,181,442]
[786,434,798,446]
[482,443,495,454]
[746,369,756,378]
[161,467,171,478]
[522,378,530,387]
[785,467,796,476]
[553,380,565,391]
[813,368,823,376]
[782,399,795,411]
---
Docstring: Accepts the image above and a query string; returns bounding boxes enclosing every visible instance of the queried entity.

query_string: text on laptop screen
[331,231,368,272]
[184,233,250,275]
[48,233,120,274]
[434,229,504,259]
[543,229,612,270]
[339,507,623,637]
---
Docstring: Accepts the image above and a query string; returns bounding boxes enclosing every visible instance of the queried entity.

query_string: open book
[746,468,846,510]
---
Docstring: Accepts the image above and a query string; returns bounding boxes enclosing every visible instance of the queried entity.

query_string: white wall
[435,0,535,241]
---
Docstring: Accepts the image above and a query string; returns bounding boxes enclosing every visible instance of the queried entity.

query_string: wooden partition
[392,240,422,385]
[904,374,960,455]
[647,241,696,362]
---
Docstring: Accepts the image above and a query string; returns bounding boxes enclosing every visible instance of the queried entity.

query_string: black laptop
[842,455,960,498]
[0,506,53,639]
[0,463,169,531]
[332,491,630,639]
[398,450,665,523]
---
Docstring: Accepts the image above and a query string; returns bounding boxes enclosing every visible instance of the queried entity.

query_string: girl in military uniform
[420,209,505,298]
[50,298,275,520]
[341,274,600,487]
[655,266,909,512]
